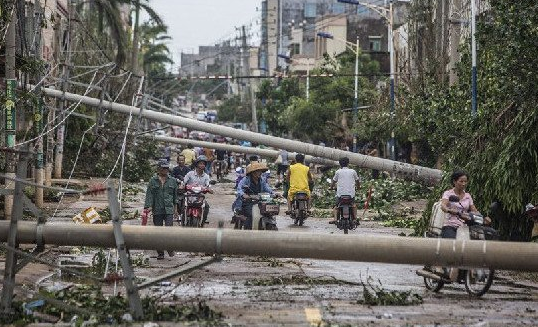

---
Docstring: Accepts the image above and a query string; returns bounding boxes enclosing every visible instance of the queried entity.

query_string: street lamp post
[316,32,360,153]
[338,0,396,159]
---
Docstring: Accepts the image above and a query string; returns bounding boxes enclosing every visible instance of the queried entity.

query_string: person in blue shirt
[232,161,275,230]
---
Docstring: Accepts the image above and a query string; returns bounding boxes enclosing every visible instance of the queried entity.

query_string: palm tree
[83,0,130,68]
[130,0,164,73]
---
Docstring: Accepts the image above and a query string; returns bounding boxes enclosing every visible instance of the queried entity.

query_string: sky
[142,0,262,70]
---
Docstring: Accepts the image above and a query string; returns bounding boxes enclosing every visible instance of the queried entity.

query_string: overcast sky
[142,0,262,69]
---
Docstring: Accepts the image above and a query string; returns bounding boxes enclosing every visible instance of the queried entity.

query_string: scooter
[183,184,211,228]
[291,192,309,226]
[249,193,280,231]
[335,195,358,234]
[416,195,496,297]
[232,186,280,230]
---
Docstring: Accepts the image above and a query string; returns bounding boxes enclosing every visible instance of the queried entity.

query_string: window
[332,3,345,14]
[304,3,317,18]
[290,43,300,56]
[369,36,382,52]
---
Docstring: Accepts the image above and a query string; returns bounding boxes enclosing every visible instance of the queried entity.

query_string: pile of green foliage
[1,284,223,325]
[359,278,423,306]
[312,168,431,212]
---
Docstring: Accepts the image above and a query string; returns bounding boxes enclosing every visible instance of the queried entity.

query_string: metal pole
[471,0,477,117]
[389,0,396,161]
[1,151,29,313]
[306,63,310,100]
[35,86,443,182]
[3,1,17,220]
[2,222,538,272]
[352,35,359,153]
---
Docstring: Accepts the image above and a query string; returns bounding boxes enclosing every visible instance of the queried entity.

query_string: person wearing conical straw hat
[233,161,277,230]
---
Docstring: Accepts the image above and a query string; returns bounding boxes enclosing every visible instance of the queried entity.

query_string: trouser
[203,202,210,224]
[440,226,458,239]
[241,203,255,230]
[153,214,173,256]
[442,225,499,240]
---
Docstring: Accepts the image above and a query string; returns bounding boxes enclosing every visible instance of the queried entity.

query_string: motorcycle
[182,184,211,228]
[416,195,496,297]
[232,186,280,230]
[336,195,358,234]
[215,160,226,181]
[249,193,280,230]
[291,192,309,226]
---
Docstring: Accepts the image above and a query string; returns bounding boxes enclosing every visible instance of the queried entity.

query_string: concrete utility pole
[143,134,339,166]
[242,25,258,133]
[36,86,443,182]
[2,222,538,272]
[3,1,17,219]
[448,0,462,85]
[54,0,73,178]
[131,0,141,74]
[33,0,45,207]
[1,151,29,313]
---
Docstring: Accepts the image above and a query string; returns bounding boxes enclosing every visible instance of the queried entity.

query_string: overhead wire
[49,66,116,219]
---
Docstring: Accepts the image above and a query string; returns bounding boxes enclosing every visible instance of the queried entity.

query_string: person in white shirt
[330,157,360,223]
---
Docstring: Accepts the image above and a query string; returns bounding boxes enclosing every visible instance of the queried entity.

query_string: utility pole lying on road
[2,222,538,272]
[142,134,339,167]
[36,87,443,183]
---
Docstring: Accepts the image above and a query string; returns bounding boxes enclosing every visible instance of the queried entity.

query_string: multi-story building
[260,0,391,75]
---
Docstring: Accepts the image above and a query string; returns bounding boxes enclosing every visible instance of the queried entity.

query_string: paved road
[135,177,538,326]
[7,174,538,326]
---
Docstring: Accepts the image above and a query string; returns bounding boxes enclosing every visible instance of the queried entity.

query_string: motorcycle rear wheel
[465,268,494,297]
[298,211,305,226]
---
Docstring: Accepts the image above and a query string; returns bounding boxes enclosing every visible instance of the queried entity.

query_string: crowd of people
[143,140,497,262]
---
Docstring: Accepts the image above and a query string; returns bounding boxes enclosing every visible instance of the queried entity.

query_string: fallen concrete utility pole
[37,87,443,183]
[2,222,538,272]
[143,134,339,166]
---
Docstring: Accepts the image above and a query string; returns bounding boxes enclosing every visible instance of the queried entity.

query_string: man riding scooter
[232,161,276,230]
[330,157,361,225]
[183,155,213,225]
[286,153,313,216]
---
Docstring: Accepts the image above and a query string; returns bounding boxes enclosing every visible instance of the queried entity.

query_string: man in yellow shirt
[180,144,197,167]
[286,153,313,215]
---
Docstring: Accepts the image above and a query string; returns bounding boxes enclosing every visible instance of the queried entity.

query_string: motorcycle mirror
[448,195,460,202]
[209,180,217,185]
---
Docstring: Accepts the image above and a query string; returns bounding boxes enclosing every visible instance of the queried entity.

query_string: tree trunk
[130,0,141,74]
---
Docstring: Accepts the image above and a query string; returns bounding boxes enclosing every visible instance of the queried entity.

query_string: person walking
[142,159,179,260]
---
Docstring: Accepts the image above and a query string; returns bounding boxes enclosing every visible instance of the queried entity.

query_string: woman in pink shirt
[439,171,491,238]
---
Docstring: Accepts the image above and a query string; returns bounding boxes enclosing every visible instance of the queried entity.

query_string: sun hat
[246,161,268,175]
